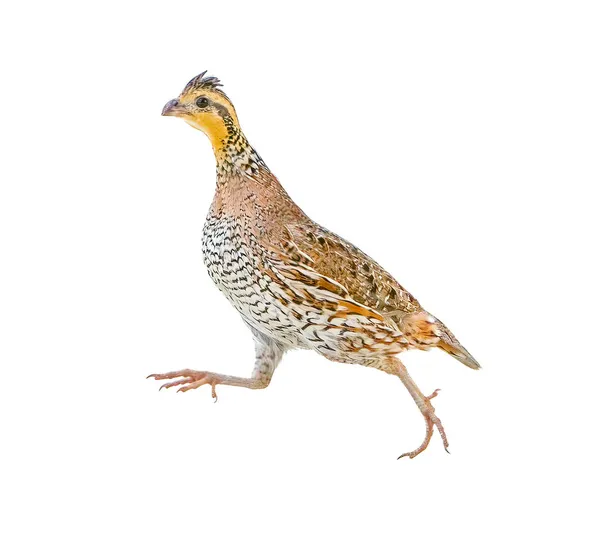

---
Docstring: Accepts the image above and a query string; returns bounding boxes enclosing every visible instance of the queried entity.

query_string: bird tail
[399,311,481,369]
[435,319,481,370]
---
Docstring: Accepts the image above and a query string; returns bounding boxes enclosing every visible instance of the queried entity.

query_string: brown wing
[261,233,411,361]
[282,223,422,321]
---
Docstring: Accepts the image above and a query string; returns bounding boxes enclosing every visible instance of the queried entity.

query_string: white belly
[202,214,305,347]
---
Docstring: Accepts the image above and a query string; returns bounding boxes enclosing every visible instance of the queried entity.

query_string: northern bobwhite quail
[150,72,480,459]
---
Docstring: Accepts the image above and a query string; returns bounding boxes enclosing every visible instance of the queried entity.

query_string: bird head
[162,71,240,148]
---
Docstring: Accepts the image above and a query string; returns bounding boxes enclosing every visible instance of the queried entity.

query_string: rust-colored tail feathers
[435,320,480,370]
[400,311,480,370]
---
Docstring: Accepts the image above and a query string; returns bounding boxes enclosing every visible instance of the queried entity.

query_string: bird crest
[182,71,223,95]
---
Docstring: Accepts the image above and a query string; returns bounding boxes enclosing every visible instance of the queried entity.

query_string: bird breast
[201,212,306,348]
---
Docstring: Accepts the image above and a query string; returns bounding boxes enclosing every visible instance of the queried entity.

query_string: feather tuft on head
[182,71,223,95]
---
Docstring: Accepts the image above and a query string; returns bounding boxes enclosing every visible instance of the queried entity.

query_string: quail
[150,72,480,458]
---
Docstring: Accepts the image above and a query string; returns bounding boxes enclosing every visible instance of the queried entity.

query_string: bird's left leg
[147,330,286,400]
[378,356,449,459]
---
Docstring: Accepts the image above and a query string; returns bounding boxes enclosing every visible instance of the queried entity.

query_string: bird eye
[196,97,209,108]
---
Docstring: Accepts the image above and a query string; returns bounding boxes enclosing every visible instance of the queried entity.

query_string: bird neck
[212,125,269,182]
[208,125,306,223]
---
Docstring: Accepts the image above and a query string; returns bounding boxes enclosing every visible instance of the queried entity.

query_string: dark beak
[162,99,184,117]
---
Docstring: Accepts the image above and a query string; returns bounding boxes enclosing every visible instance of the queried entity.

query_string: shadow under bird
[150,71,480,458]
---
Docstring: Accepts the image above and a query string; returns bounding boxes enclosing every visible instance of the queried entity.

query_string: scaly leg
[379,356,449,459]
[148,329,286,401]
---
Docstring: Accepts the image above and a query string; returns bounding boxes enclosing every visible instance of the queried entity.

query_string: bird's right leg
[147,330,286,400]
[378,356,449,459]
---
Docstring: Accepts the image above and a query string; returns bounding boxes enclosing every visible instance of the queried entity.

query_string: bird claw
[426,388,441,400]
[397,391,449,460]
[147,369,221,400]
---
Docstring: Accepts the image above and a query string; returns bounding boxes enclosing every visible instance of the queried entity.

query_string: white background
[1,1,599,547]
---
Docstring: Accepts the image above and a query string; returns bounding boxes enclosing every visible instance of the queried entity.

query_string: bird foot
[398,389,449,459]
[147,369,222,401]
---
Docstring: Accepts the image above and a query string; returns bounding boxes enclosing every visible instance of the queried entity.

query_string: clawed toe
[159,379,190,391]
[426,388,441,400]
[147,370,220,401]
[398,394,449,460]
